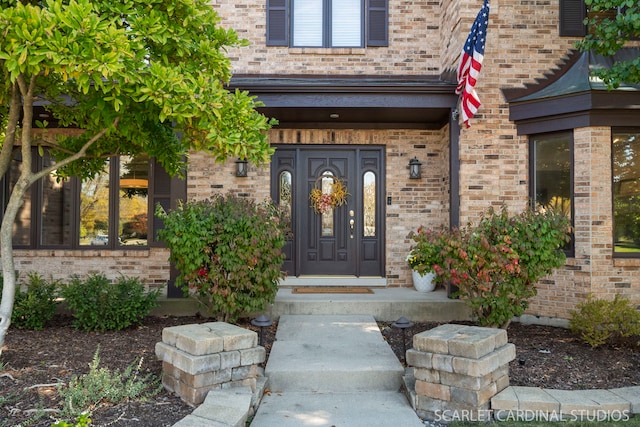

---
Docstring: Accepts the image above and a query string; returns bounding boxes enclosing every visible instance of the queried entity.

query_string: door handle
[349,219,355,239]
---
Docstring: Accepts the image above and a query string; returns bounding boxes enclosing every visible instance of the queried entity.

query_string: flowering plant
[309,176,349,214]
[407,226,446,275]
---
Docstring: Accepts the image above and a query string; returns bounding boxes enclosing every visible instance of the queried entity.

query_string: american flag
[456,0,490,128]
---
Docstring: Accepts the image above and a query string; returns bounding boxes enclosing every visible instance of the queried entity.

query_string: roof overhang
[228,75,458,130]
[507,90,640,135]
[502,49,640,135]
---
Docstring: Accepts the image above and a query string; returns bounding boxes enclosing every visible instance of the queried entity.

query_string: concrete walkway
[249,314,424,427]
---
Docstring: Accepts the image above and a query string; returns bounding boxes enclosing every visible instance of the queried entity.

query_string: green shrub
[432,206,571,328]
[569,294,640,348]
[4,272,59,330]
[57,347,159,419]
[156,194,287,322]
[61,274,159,332]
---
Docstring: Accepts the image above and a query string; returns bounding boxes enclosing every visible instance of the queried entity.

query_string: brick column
[407,324,515,421]
[155,322,266,406]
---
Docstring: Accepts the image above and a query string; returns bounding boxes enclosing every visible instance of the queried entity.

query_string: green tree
[0,0,275,353]
[577,0,640,88]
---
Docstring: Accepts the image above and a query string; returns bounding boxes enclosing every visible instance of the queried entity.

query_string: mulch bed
[1,315,638,426]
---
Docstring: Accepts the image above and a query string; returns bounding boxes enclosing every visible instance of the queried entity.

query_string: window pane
[293,0,323,46]
[279,171,292,229]
[119,155,148,246]
[80,161,110,246]
[40,153,73,246]
[532,135,572,218]
[613,131,640,253]
[332,0,362,46]
[363,171,375,237]
[321,172,334,237]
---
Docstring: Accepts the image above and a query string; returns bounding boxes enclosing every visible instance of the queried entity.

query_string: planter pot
[411,269,436,292]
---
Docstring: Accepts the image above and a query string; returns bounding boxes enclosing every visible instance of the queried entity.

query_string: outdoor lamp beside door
[409,157,422,179]
[236,158,248,177]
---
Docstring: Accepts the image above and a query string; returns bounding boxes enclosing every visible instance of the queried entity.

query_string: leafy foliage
[60,274,159,332]
[157,194,287,322]
[57,346,159,419]
[429,206,571,328]
[576,0,640,88]
[407,227,448,275]
[2,272,59,330]
[0,0,275,178]
[569,294,640,348]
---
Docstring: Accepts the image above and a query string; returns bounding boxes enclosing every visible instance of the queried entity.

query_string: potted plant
[406,226,444,292]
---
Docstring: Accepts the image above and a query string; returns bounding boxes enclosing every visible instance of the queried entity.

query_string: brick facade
[12,0,640,319]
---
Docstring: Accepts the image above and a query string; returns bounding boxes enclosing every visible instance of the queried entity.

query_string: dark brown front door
[271,146,384,277]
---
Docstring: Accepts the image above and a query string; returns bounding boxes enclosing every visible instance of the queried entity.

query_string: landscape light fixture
[251,314,273,346]
[409,157,422,179]
[391,316,414,364]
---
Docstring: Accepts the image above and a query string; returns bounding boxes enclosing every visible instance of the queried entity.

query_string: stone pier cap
[161,322,258,356]
[413,323,509,360]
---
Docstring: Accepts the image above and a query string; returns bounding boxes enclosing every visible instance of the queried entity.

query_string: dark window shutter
[560,0,586,37]
[148,158,186,247]
[367,0,388,46]
[267,0,289,46]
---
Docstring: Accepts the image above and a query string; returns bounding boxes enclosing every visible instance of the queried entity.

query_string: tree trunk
[0,178,30,356]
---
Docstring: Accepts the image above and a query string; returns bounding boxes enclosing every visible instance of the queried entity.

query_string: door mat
[291,287,374,294]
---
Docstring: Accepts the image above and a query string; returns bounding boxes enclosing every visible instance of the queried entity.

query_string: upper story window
[613,128,640,255]
[560,0,634,37]
[530,131,574,255]
[266,0,388,47]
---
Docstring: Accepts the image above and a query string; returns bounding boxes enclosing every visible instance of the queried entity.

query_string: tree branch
[30,117,121,184]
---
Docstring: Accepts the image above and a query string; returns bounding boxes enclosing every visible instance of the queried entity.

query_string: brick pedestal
[407,324,515,421]
[155,322,266,406]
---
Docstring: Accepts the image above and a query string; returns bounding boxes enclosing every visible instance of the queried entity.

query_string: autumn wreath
[309,175,349,214]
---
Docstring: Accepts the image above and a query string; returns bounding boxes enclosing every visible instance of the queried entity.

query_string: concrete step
[250,391,424,427]
[265,288,472,322]
[265,315,404,392]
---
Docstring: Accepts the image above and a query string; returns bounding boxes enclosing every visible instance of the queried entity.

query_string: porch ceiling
[228,75,458,130]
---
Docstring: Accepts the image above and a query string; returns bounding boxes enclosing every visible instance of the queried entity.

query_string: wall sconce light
[409,157,422,179]
[236,158,248,177]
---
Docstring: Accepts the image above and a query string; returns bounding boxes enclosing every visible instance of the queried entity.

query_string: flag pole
[452,92,463,122]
